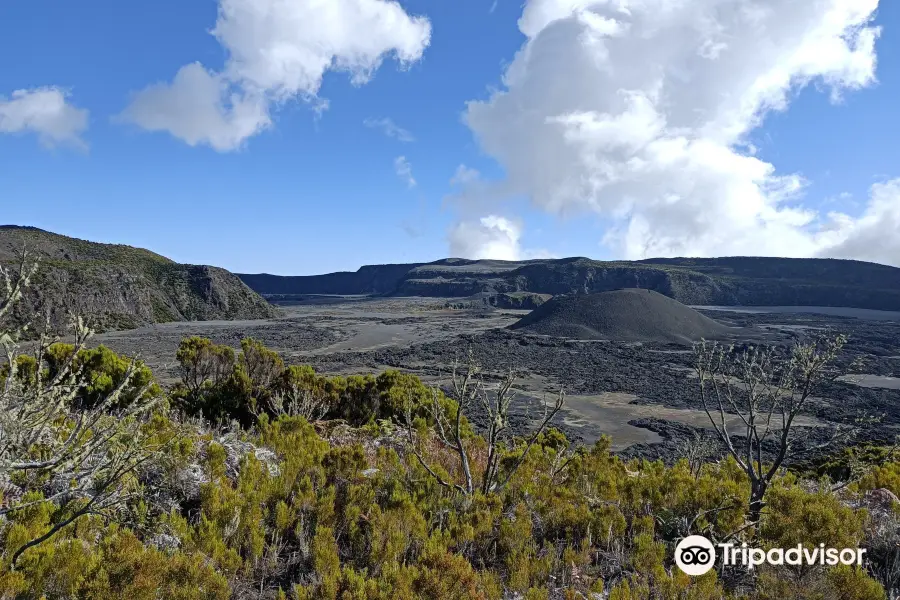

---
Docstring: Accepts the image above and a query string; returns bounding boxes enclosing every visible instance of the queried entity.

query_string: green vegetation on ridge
[0,226,276,330]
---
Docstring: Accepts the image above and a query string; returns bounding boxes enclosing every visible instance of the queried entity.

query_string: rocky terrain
[8,227,898,459]
[91,293,900,461]
[239,255,900,310]
[0,226,276,329]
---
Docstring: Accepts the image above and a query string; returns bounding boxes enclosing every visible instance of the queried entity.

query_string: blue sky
[1,0,898,274]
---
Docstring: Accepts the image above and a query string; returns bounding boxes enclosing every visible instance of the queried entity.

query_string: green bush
[2,334,892,599]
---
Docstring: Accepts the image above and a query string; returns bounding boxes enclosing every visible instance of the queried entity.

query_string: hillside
[0,226,276,329]
[239,256,900,311]
[509,289,732,342]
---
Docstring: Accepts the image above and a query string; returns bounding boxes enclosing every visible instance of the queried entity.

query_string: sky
[1,0,899,275]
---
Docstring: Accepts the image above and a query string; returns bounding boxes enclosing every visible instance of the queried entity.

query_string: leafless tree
[260,383,330,423]
[694,334,853,527]
[405,349,565,495]
[0,251,166,568]
[675,431,717,479]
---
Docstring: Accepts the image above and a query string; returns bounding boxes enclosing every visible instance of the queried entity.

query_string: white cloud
[0,87,88,149]
[459,0,895,264]
[449,216,524,260]
[818,179,900,266]
[450,164,481,186]
[448,215,555,260]
[119,63,270,152]
[364,117,415,142]
[121,0,431,151]
[395,156,417,188]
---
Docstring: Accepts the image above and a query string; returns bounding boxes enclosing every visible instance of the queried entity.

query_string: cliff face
[1,226,276,330]
[239,263,426,296]
[239,256,900,311]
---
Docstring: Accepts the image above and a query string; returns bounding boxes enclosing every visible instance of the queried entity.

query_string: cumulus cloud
[0,87,88,149]
[448,216,524,260]
[395,156,416,188]
[364,117,415,142]
[819,179,900,266]
[448,215,556,260]
[446,165,555,260]
[457,0,896,265]
[119,64,270,152]
[121,0,431,151]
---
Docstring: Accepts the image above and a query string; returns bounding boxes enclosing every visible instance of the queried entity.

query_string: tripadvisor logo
[675,536,717,576]
[674,535,867,575]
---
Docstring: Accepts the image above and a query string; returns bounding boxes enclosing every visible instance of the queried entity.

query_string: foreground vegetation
[2,258,899,599]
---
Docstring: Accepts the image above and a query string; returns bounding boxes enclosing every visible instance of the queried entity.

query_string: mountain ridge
[0,226,277,329]
[238,256,900,311]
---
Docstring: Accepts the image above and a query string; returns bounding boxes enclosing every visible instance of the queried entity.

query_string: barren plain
[93,296,900,459]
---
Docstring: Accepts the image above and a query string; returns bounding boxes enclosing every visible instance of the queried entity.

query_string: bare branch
[1,251,164,565]
[693,333,851,528]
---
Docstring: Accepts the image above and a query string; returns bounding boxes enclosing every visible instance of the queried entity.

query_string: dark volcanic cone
[509,288,732,343]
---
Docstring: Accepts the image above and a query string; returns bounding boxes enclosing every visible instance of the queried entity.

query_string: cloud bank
[453,0,898,266]
[121,0,431,151]
[0,87,88,149]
